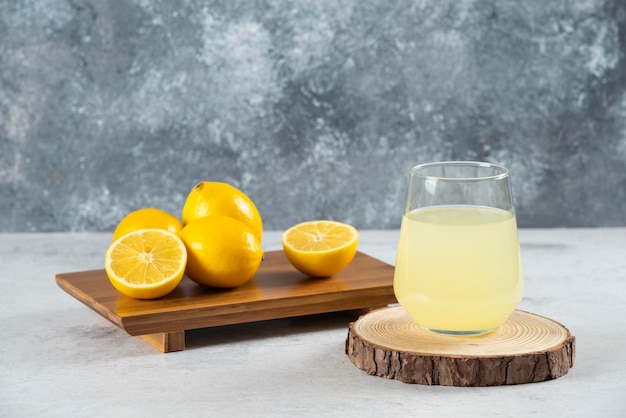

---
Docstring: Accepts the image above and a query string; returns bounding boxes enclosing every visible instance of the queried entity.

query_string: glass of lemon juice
[393,161,524,336]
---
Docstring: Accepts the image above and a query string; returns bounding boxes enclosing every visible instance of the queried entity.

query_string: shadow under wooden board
[56,250,397,353]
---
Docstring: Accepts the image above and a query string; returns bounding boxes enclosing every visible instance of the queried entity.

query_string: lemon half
[282,220,359,277]
[105,229,187,299]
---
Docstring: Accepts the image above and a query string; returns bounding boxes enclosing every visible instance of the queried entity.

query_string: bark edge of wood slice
[345,306,575,386]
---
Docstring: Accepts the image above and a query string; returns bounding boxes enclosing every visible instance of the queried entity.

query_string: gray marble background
[1,0,625,232]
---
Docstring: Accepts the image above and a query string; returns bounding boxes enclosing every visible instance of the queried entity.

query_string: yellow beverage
[394,205,524,334]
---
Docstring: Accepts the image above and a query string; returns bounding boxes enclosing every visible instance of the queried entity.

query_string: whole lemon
[112,208,183,242]
[182,182,263,242]
[180,215,263,288]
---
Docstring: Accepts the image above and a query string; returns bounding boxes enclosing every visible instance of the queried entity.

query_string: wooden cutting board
[56,250,397,352]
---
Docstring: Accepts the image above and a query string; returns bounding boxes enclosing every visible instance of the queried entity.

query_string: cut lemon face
[282,220,359,277]
[104,229,188,299]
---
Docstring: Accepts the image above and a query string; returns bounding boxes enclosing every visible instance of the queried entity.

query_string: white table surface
[1,229,625,417]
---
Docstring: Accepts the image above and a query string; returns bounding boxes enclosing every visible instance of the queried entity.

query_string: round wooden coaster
[345,306,575,386]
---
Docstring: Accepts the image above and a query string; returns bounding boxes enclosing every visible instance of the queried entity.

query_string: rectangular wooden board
[56,250,397,337]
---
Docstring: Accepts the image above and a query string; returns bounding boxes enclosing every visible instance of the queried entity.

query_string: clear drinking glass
[393,161,524,336]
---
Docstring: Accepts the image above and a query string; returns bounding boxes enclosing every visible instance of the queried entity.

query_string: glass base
[422,327,496,337]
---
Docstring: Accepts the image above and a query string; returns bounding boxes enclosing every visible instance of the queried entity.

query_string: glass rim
[409,161,510,181]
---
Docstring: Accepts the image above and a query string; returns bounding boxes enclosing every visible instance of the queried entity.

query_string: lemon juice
[394,205,524,334]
